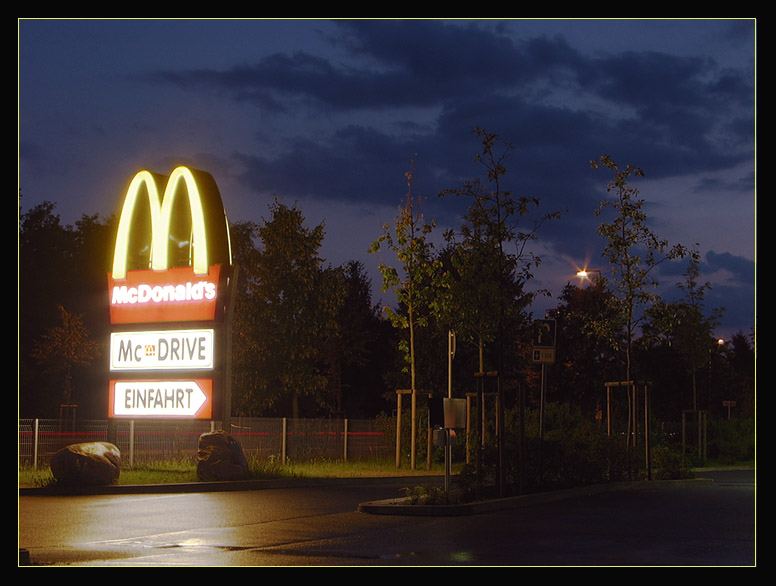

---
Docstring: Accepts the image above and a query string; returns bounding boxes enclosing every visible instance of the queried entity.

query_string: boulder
[196,430,250,481]
[50,442,121,486]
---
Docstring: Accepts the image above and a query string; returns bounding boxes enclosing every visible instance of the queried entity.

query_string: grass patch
[18,468,56,489]
[19,457,446,488]
[274,458,452,479]
[119,459,200,484]
[18,459,200,487]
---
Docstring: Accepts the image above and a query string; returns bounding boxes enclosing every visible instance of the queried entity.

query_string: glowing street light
[576,268,601,284]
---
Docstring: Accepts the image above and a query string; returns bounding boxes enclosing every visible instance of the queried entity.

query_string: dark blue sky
[18,19,756,339]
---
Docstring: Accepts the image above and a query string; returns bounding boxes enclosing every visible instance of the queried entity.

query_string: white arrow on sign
[111,379,212,418]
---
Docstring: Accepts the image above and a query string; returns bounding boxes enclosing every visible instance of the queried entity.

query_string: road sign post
[532,319,556,438]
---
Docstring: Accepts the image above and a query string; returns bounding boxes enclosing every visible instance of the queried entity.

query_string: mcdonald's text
[108,265,222,324]
[111,280,216,306]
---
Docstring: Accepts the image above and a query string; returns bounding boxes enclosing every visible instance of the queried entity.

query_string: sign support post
[222,264,239,434]
[532,318,556,439]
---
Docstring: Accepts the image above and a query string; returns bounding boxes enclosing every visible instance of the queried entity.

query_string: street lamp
[576,268,601,285]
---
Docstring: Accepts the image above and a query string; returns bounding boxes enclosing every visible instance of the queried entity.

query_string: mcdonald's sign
[107,166,232,324]
[107,166,233,421]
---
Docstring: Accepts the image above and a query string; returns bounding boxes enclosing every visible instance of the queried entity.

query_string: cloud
[144,20,753,209]
[657,249,755,337]
[233,125,418,204]
[705,250,756,284]
[18,18,756,337]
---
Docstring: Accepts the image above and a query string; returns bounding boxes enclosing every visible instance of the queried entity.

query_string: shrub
[707,417,755,464]
[402,484,452,505]
[460,402,654,494]
[651,445,694,480]
[524,403,635,489]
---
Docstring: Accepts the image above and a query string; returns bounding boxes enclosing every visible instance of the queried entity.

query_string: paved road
[19,469,755,566]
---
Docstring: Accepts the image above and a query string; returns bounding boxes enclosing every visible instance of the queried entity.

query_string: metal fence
[18,417,393,469]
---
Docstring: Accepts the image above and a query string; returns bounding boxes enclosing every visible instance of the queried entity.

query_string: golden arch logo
[112,166,231,280]
[108,166,232,324]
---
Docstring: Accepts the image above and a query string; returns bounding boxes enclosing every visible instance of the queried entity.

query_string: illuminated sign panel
[108,165,231,325]
[110,329,215,371]
[111,166,231,281]
[109,265,222,324]
[110,379,212,419]
[107,166,233,420]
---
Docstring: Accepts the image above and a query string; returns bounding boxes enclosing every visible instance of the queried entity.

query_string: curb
[18,475,444,497]
[19,475,717,516]
[357,477,715,516]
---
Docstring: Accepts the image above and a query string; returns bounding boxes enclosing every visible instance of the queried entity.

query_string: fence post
[343,419,348,462]
[129,420,135,468]
[33,419,39,470]
[281,418,287,465]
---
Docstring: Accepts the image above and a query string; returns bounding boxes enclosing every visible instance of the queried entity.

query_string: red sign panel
[109,378,213,419]
[108,264,222,324]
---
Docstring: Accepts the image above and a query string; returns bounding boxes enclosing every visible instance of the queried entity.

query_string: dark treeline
[17,198,754,424]
[18,198,402,420]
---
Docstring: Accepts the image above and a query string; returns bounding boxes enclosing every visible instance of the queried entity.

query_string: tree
[723,331,755,418]
[31,305,101,408]
[440,128,562,373]
[326,260,395,417]
[641,247,724,411]
[227,220,265,416]
[369,161,445,468]
[19,201,114,417]
[436,129,562,493]
[238,198,344,418]
[19,202,73,350]
[591,155,686,382]
[550,281,622,414]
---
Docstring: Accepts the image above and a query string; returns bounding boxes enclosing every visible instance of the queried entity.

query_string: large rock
[50,442,121,486]
[196,430,250,481]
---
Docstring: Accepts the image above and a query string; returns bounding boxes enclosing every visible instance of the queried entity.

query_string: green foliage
[119,459,200,484]
[382,403,442,467]
[369,161,448,469]
[551,283,622,411]
[329,261,396,417]
[31,305,101,405]
[523,402,633,489]
[18,468,56,488]
[458,401,712,496]
[708,417,755,464]
[19,202,114,417]
[19,456,446,488]
[234,198,346,417]
[591,155,687,380]
[369,161,446,387]
[402,484,452,505]
[640,247,725,411]
[246,455,301,479]
[440,128,562,371]
[651,445,694,480]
